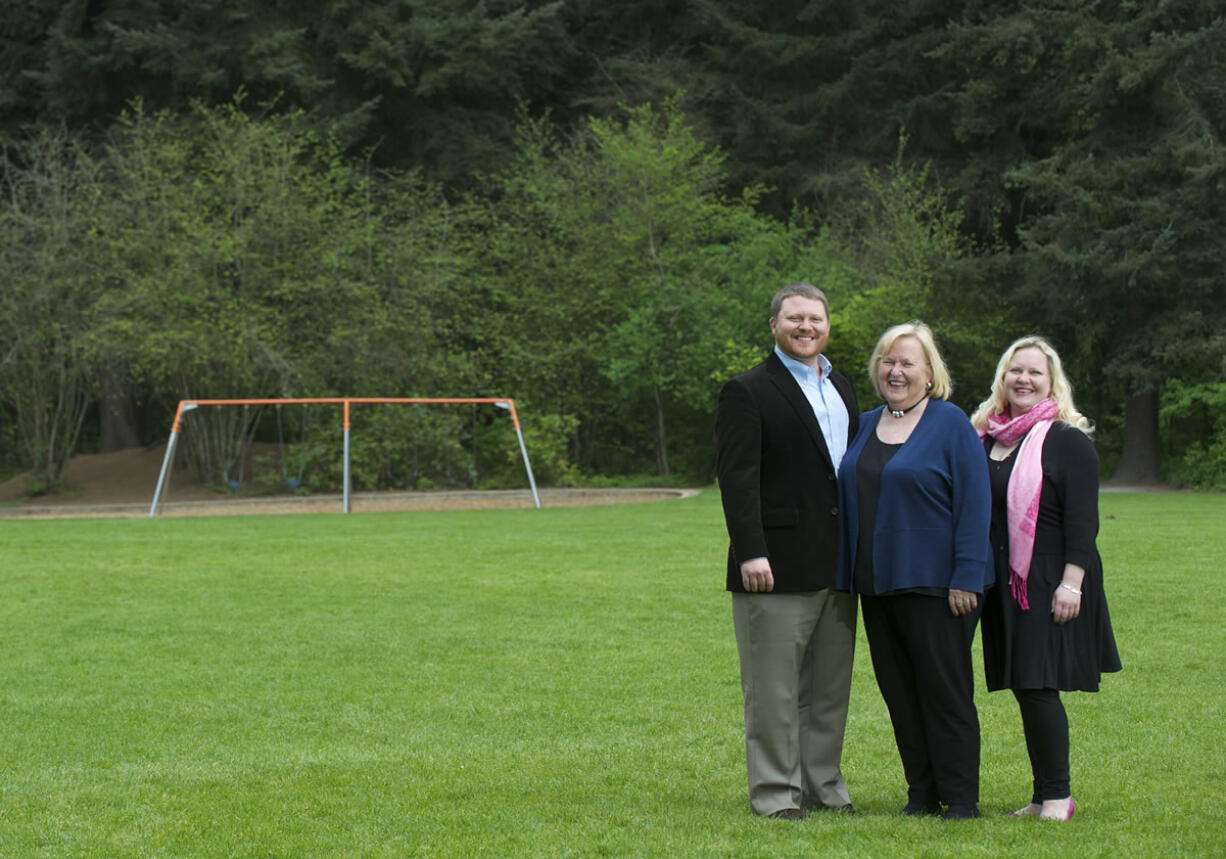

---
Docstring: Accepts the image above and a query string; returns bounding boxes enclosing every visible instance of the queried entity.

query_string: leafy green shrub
[284,405,472,493]
[478,410,581,489]
[1161,380,1226,490]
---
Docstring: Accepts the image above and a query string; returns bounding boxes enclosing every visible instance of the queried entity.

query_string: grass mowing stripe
[1,491,1223,856]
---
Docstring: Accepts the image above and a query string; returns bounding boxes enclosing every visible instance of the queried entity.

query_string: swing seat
[226,479,241,494]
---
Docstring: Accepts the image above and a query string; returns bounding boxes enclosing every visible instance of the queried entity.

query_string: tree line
[2,1,1224,491]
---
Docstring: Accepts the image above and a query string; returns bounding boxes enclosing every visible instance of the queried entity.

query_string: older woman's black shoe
[901,802,941,816]
[940,804,981,820]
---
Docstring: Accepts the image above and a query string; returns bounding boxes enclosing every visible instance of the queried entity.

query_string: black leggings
[1013,688,1070,802]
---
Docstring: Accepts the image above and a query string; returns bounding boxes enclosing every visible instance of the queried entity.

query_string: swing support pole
[342,400,352,514]
[496,401,541,509]
[148,397,541,516]
[149,403,196,518]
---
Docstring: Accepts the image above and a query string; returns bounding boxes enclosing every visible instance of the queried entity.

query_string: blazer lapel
[766,354,836,472]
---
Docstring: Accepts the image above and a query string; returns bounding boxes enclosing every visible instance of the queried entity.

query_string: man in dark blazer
[715,282,860,819]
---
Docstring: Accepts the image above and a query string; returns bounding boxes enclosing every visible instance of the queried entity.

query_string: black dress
[981,422,1122,692]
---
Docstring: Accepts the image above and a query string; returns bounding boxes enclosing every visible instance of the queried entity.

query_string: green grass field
[1,491,1223,857]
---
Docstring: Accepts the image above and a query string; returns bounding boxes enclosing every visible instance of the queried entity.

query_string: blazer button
[830,506,839,517]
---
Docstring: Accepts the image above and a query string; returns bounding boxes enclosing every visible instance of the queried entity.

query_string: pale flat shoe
[1039,797,1075,821]
[1009,803,1041,817]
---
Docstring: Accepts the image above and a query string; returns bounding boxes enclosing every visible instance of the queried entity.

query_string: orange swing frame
[148,397,540,516]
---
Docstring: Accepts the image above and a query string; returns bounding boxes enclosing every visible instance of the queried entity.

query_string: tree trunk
[98,372,141,452]
[654,384,670,475]
[1109,388,1161,485]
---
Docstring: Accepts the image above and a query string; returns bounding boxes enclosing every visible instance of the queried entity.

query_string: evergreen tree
[943,1,1226,482]
[3,0,574,184]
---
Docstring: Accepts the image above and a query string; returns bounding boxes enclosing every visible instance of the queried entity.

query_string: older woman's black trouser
[861,592,982,808]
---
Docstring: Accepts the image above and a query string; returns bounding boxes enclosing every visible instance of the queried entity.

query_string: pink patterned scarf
[980,398,1059,610]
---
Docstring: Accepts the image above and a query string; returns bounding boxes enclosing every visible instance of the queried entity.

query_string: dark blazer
[716,352,859,593]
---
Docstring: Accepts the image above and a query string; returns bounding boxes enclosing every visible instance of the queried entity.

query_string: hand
[948,588,978,616]
[740,557,774,593]
[1052,585,1082,624]
[1052,564,1086,625]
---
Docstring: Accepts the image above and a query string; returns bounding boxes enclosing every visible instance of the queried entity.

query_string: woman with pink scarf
[971,336,1121,822]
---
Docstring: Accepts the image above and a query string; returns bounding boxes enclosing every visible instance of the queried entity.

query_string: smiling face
[1004,345,1052,418]
[769,295,830,365]
[876,335,932,411]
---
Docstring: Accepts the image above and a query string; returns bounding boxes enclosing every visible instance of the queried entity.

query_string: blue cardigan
[835,399,993,595]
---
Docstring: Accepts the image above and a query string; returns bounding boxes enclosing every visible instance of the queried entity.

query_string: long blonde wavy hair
[970,336,1093,435]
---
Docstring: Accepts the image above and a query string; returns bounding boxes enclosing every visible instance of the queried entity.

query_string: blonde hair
[867,321,953,400]
[970,335,1093,434]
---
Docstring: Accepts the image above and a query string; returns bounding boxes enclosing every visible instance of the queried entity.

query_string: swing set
[148,397,540,517]
[275,402,309,492]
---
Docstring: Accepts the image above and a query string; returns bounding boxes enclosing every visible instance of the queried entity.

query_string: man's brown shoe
[802,799,855,814]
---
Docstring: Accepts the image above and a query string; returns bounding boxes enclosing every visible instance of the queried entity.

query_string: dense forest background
[2,0,1224,494]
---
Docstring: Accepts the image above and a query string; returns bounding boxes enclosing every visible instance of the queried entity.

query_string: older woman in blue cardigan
[836,321,992,820]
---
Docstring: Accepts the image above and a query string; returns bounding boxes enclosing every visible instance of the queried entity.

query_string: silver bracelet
[1059,582,1082,596]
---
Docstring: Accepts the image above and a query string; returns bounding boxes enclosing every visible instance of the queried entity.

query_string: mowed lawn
[0,491,1222,857]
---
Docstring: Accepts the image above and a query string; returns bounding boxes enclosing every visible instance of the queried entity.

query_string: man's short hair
[770,283,830,319]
